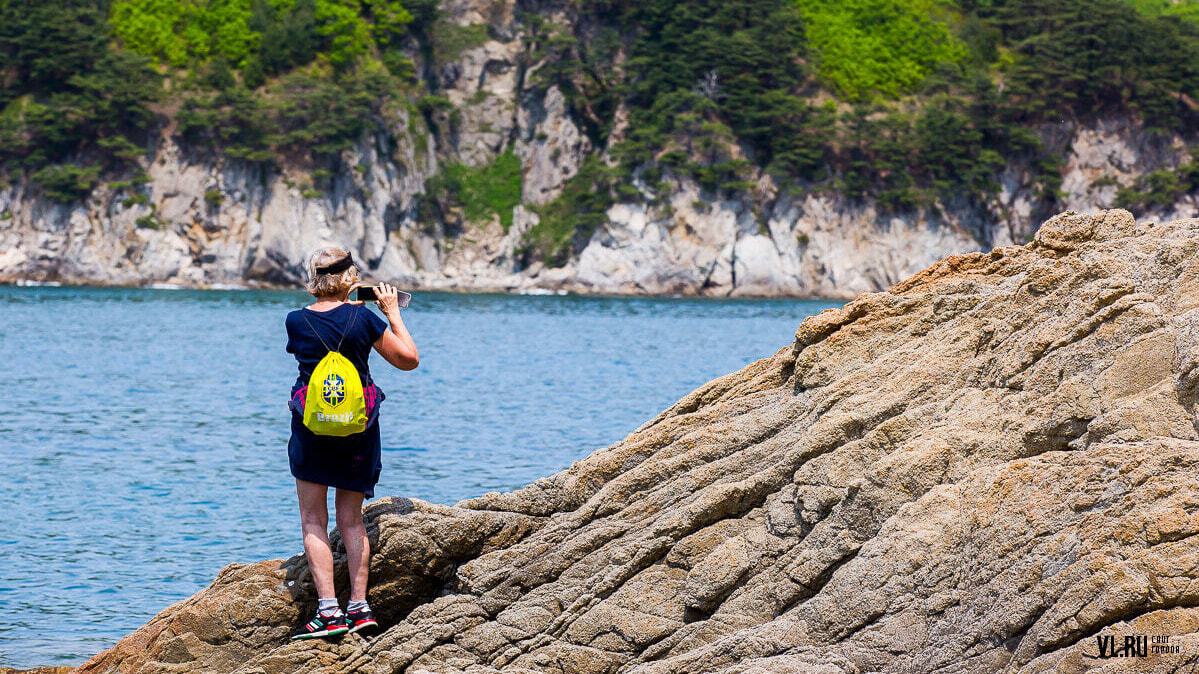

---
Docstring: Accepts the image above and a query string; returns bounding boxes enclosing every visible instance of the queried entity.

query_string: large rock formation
[78,210,1199,672]
[1,0,1195,297]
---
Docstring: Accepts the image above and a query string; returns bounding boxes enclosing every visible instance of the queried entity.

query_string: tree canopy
[0,0,1195,225]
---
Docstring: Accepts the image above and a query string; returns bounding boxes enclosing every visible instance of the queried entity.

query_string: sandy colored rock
[79,210,1199,673]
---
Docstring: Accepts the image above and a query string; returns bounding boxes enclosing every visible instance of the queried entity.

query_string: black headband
[315,253,355,275]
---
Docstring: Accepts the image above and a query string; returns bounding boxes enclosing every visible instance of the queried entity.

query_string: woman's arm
[372,283,419,371]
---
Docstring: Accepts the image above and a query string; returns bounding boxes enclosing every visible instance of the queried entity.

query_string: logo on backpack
[322,373,346,406]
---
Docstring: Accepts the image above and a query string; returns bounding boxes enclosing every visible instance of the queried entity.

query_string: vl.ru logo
[1096,635,1147,658]
[1096,634,1178,658]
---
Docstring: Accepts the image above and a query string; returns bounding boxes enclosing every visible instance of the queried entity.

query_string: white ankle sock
[317,597,341,616]
[347,599,369,613]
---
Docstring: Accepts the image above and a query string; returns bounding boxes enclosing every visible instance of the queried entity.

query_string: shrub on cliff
[30,163,101,203]
[522,157,616,267]
[427,151,523,231]
[1115,150,1199,214]
[108,0,413,74]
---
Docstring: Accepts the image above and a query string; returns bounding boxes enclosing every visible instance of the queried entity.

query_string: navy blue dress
[285,303,389,497]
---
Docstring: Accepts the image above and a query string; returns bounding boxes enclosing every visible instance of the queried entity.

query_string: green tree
[0,0,111,103]
[981,0,1199,134]
[247,0,320,76]
[0,0,161,174]
[794,0,966,100]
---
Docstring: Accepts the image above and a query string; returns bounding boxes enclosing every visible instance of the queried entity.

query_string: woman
[284,247,419,639]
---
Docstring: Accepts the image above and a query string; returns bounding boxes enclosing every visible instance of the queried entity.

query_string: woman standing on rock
[284,247,419,639]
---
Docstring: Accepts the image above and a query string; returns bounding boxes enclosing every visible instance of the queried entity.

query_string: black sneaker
[346,607,378,634]
[291,611,348,639]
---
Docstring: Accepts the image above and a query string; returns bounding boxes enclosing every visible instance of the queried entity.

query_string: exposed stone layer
[75,210,1199,673]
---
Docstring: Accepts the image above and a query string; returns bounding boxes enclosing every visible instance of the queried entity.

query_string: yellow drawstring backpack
[300,310,369,436]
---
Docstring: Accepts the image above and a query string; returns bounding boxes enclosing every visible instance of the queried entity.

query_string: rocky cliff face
[0,0,1195,297]
[77,210,1199,672]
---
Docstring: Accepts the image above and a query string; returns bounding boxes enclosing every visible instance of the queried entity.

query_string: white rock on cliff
[0,0,1193,301]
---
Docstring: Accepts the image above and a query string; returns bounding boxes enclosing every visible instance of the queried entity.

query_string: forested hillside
[0,0,1197,292]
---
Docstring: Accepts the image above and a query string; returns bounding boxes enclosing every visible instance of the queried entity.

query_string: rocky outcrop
[0,114,439,289]
[78,210,1199,673]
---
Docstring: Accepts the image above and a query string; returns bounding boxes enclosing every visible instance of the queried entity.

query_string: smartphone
[355,286,411,308]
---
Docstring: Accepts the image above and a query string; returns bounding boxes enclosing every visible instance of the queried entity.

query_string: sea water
[0,286,837,668]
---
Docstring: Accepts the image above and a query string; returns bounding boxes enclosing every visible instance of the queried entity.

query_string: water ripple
[0,285,835,668]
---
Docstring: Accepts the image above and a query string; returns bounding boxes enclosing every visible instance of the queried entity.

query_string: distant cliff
[1,0,1196,297]
[77,210,1199,672]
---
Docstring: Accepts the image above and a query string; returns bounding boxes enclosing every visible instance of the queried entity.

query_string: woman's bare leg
[296,479,336,599]
[335,488,369,602]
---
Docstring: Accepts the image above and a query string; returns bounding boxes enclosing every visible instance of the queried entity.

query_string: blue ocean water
[0,286,836,668]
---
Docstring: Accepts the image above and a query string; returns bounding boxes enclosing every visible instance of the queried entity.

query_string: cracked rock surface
[79,210,1199,673]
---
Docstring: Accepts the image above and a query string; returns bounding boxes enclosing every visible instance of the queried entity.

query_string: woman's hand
[346,283,365,306]
[371,282,419,370]
[375,282,401,317]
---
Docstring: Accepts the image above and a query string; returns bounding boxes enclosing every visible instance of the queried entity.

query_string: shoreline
[0,278,849,302]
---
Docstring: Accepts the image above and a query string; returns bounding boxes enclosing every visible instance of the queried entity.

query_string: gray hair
[304,247,361,298]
